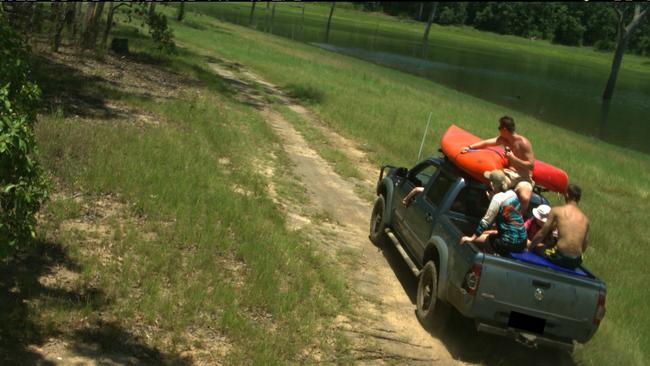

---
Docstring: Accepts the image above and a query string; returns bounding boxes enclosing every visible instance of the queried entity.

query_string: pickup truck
[369,156,606,350]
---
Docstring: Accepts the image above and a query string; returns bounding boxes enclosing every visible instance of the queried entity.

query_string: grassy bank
[165,7,649,366]
[29,29,349,364]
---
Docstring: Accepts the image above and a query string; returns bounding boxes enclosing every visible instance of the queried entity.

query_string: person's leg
[474,233,497,253]
[546,251,582,269]
[474,232,492,244]
[515,181,533,215]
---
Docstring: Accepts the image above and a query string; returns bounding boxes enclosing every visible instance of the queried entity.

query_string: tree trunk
[249,2,256,26]
[602,34,628,101]
[51,2,66,52]
[102,3,116,49]
[300,4,305,32]
[602,4,648,101]
[177,2,185,22]
[418,2,424,21]
[148,3,156,18]
[270,3,276,34]
[71,2,82,39]
[27,3,42,44]
[324,2,335,43]
[81,2,105,49]
[79,3,96,47]
[264,2,270,32]
[421,3,438,58]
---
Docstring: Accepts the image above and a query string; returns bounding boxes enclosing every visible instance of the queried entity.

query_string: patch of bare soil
[208,58,458,365]
[30,190,177,366]
[34,42,198,129]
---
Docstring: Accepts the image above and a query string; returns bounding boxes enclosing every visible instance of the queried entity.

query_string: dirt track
[207,58,579,366]
[208,60,455,364]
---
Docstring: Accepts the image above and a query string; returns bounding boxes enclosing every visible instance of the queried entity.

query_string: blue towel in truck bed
[509,251,589,277]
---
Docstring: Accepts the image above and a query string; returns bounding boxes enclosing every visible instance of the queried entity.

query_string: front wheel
[369,195,389,247]
[416,261,450,333]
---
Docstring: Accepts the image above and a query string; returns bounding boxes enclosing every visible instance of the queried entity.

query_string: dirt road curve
[208,59,578,366]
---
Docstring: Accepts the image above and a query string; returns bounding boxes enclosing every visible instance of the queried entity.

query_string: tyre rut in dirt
[369,195,389,247]
[416,261,450,333]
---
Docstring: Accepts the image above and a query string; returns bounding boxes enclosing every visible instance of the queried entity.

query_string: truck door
[445,183,490,288]
[393,160,440,244]
[402,169,458,260]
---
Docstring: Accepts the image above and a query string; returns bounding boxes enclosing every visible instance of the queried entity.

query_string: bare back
[552,204,589,257]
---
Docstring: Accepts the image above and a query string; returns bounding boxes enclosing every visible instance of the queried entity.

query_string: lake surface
[198,4,650,155]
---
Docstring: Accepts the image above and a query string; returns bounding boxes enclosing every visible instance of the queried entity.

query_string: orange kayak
[440,124,568,193]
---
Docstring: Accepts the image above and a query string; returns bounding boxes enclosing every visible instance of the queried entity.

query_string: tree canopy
[361,2,650,55]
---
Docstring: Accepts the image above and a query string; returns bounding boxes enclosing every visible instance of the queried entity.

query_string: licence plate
[508,311,546,334]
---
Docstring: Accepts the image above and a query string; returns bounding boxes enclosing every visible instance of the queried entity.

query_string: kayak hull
[440,124,568,193]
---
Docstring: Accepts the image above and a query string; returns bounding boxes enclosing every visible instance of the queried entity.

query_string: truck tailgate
[473,255,604,342]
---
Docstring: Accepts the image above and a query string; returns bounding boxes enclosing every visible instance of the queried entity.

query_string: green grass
[160,7,650,366]
[31,27,350,364]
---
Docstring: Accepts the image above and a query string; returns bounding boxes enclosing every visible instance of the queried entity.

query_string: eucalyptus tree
[325,2,335,43]
[602,3,648,101]
[80,2,105,49]
[249,2,256,26]
[421,3,438,58]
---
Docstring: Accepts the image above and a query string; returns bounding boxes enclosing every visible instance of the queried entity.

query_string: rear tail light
[463,262,483,296]
[593,290,606,325]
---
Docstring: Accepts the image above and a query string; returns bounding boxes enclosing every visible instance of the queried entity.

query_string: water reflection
[312,43,650,154]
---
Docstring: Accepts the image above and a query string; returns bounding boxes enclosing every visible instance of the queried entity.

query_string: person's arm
[402,186,424,207]
[505,140,535,171]
[582,223,589,253]
[523,218,533,246]
[531,209,557,249]
[461,137,499,153]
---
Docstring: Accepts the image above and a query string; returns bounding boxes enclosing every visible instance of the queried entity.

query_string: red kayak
[440,124,568,193]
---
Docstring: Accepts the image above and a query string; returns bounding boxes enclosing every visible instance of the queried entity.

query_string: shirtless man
[530,184,589,269]
[461,116,535,214]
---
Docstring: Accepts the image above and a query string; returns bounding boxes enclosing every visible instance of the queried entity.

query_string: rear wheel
[369,195,389,247]
[416,261,450,333]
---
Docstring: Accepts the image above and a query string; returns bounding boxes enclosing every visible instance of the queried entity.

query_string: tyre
[416,261,450,333]
[369,195,389,247]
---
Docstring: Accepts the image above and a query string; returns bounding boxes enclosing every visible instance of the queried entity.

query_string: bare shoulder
[518,135,533,150]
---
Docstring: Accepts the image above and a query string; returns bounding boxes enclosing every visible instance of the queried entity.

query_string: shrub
[147,12,177,55]
[553,14,585,46]
[594,39,616,52]
[0,13,49,255]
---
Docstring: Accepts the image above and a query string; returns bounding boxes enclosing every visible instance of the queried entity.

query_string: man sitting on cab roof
[461,116,535,215]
